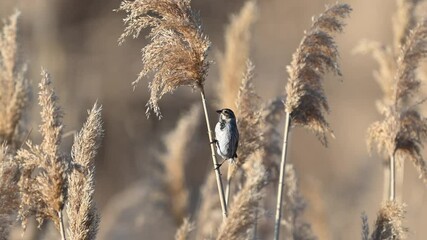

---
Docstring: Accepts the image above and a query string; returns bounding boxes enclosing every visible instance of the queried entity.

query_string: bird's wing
[233,127,239,158]
[233,138,238,158]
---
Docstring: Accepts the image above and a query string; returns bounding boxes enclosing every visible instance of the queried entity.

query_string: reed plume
[222,61,263,205]
[217,0,257,108]
[174,218,194,240]
[361,213,369,240]
[117,0,210,118]
[0,10,29,148]
[282,164,316,240]
[285,3,351,144]
[160,104,200,224]
[358,0,423,202]
[354,41,395,107]
[16,69,67,239]
[0,145,19,239]
[260,97,285,178]
[195,172,222,239]
[235,61,262,167]
[0,12,29,237]
[393,0,419,53]
[275,4,351,239]
[368,20,427,200]
[216,155,266,240]
[118,0,228,219]
[66,103,103,240]
[371,201,407,240]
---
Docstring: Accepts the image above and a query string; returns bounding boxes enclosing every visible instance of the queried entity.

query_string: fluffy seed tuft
[117,0,210,118]
[285,3,352,145]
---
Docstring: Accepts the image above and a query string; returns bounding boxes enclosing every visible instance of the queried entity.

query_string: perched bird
[213,108,239,169]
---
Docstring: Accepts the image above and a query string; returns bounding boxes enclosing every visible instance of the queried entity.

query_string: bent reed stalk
[273,112,290,240]
[58,210,66,240]
[200,89,228,219]
[274,4,351,240]
[390,152,396,201]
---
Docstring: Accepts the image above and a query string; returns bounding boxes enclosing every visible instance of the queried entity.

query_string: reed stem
[274,111,291,240]
[382,161,390,201]
[58,210,67,240]
[225,162,233,206]
[200,89,228,220]
[389,153,396,201]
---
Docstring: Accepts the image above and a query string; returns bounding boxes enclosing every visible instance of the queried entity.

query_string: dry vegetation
[2,0,427,239]
[0,12,103,240]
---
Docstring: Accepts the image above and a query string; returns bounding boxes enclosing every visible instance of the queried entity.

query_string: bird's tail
[225,160,234,206]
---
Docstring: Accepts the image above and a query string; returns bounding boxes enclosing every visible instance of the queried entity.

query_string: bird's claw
[214,163,222,170]
[210,139,218,144]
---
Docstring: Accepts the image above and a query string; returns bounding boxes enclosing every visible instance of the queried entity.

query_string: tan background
[1,0,426,239]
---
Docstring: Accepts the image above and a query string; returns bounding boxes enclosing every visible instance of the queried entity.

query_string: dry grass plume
[66,103,103,240]
[282,164,316,240]
[174,218,194,240]
[160,104,200,224]
[217,0,258,109]
[285,3,352,145]
[16,69,67,230]
[0,10,29,148]
[0,145,19,239]
[371,201,407,240]
[361,213,369,240]
[195,172,222,239]
[117,0,210,118]
[216,157,267,240]
[368,20,427,185]
[235,61,263,169]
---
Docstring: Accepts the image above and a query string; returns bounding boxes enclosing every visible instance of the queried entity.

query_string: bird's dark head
[216,108,236,121]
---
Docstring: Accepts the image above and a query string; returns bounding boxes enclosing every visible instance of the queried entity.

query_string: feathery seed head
[0,144,20,237]
[371,201,407,240]
[235,61,263,168]
[160,104,200,224]
[216,157,267,240]
[393,0,419,52]
[393,21,427,106]
[39,69,63,159]
[354,40,396,107]
[16,70,67,230]
[67,103,103,240]
[361,213,370,240]
[217,0,258,108]
[282,164,316,240]
[368,20,427,183]
[118,0,210,118]
[174,218,195,240]
[0,10,30,147]
[285,3,352,145]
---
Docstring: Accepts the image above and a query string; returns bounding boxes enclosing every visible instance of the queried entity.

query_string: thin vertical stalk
[274,112,291,240]
[200,89,228,220]
[253,205,258,240]
[389,153,396,201]
[225,162,233,206]
[382,162,390,201]
[58,210,67,240]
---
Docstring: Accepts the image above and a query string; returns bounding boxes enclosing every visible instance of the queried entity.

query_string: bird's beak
[216,110,222,114]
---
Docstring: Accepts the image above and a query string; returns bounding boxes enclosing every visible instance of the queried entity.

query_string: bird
[212,108,239,170]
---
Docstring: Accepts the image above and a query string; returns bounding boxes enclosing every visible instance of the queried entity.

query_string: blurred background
[1,0,427,239]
